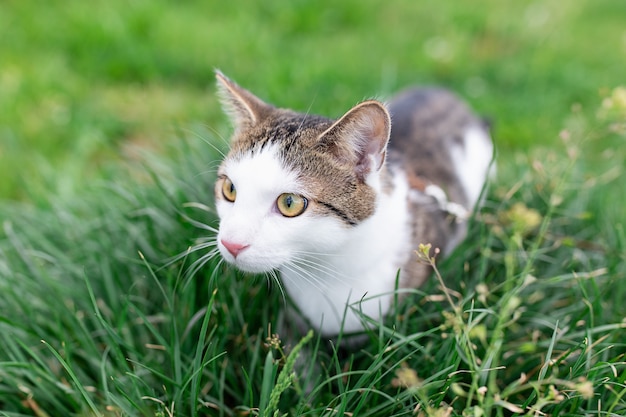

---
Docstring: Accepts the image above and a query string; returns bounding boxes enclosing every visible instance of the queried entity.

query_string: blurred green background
[1,0,624,200]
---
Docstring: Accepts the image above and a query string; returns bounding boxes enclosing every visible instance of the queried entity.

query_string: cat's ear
[318,100,391,180]
[215,70,272,132]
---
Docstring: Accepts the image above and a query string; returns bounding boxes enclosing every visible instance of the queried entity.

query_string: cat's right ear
[317,100,391,181]
[215,70,272,132]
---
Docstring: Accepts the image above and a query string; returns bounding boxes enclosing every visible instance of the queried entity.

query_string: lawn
[0,0,625,416]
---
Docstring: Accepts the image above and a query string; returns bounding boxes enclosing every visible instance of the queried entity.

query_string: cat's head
[214,71,391,273]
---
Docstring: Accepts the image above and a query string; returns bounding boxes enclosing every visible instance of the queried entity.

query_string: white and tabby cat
[213,71,493,337]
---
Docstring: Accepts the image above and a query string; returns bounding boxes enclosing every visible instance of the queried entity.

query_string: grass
[1,0,625,416]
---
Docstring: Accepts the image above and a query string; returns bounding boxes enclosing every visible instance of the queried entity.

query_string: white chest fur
[279,172,412,336]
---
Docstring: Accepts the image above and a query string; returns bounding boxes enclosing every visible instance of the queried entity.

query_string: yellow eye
[276,193,308,217]
[221,177,236,202]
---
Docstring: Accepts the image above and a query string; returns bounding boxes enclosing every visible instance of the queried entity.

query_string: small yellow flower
[610,86,626,111]
[391,363,423,390]
[547,385,565,402]
[575,379,594,399]
[499,202,542,236]
[264,333,282,350]
[598,86,626,123]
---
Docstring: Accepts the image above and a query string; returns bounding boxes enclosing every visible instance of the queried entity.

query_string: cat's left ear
[215,70,272,132]
[318,100,391,180]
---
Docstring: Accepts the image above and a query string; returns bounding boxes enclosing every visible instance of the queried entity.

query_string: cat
[213,70,493,338]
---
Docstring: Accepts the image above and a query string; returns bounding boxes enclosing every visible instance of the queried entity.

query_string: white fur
[217,145,319,273]
[449,127,494,208]
[280,169,412,335]
[217,146,413,336]
[424,184,469,219]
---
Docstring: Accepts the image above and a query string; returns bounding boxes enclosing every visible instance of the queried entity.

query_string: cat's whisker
[265,269,287,305]
[190,236,219,245]
[177,238,218,256]
[198,123,232,149]
[187,242,218,254]
[158,239,218,280]
[180,214,219,233]
[291,257,338,278]
[288,249,353,279]
[171,202,220,245]
[295,93,318,134]
[281,261,329,295]
[291,256,353,285]
[186,252,210,273]
[193,162,222,179]
[279,263,312,294]
[179,125,228,158]
[290,261,351,292]
[206,256,226,286]
[159,245,202,271]
[184,248,221,281]
[289,248,348,259]
[188,253,218,281]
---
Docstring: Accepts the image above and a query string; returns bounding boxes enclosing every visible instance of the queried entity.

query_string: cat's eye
[276,193,308,217]
[221,177,237,202]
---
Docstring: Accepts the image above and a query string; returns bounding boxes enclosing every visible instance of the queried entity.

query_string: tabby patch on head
[214,71,391,273]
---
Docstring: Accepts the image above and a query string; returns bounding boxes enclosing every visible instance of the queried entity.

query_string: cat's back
[388,87,480,145]
[387,87,492,209]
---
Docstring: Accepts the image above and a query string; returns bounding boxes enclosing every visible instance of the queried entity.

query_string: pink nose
[221,239,250,258]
